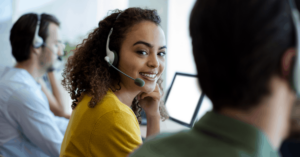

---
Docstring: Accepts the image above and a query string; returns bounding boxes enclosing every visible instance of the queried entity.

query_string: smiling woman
[60,7,168,157]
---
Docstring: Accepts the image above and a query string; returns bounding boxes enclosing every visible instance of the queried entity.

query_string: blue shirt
[0,66,69,157]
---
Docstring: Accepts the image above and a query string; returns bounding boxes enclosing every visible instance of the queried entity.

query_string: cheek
[40,50,48,61]
[43,49,55,63]
[159,60,165,73]
[120,55,142,73]
[46,51,53,62]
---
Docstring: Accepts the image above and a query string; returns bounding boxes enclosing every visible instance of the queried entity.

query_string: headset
[32,14,63,71]
[104,13,145,87]
[33,14,44,48]
[289,0,300,97]
[105,13,122,66]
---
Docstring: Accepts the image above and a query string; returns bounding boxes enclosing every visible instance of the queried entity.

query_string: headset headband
[288,0,300,97]
[105,12,122,65]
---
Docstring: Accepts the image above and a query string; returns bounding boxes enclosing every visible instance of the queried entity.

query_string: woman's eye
[136,51,147,55]
[158,52,166,57]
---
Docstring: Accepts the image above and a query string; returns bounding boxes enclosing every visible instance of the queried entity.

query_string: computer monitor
[165,72,212,127]
[193,95,213,125]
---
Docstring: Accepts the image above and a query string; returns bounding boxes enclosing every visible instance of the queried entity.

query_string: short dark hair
[189,0,298,111]
[10,13,60,62]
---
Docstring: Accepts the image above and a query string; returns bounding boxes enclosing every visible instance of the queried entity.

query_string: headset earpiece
[105,28,118,66]
[105,13,122,66]
[33,14,44,48]
[112,50,118,66]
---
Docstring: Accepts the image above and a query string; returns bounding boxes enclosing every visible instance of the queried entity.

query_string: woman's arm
[39,72,71,119]
[145,111,160,137]
[138,84,162,138]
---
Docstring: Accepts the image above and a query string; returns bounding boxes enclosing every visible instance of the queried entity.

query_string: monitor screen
[165,73,204,127]
[194,95,213,124]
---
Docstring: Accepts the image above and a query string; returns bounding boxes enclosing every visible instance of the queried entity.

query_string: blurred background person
[0,13,69,157]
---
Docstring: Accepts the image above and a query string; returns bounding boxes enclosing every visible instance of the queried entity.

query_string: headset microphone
[105,57,145,87]
[104,13,145,87]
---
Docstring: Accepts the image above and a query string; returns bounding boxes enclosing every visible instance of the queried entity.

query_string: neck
[14,58,44,81]
[219,76,295,150]
[113,82,140,107]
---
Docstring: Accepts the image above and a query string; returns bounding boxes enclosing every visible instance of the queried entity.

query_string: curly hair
[62,7,169,123]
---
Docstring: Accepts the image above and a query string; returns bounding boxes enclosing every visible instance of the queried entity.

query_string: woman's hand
[137,84,161,137]
[137,84,161,118]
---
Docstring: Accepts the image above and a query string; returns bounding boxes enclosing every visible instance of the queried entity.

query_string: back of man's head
[189,0,300,111]
[10,13,60,63]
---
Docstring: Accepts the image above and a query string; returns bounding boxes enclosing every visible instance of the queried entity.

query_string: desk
[140,119,190,138]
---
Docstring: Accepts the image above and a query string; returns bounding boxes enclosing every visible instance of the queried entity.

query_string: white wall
[166,0,196,89]
[0,0,13,66]
[129,0,168,37]
[97,0,128,22]
[13,0,99,45]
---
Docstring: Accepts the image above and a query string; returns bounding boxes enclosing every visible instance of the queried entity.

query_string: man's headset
[33,14,44,48]
[32,14,63,62]
[104,13,145,87]
[289,0,300,97]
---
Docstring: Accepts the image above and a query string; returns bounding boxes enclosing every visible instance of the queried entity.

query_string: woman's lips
[139,72,157,81]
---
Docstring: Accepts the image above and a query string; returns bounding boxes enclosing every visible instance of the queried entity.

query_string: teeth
[140,73,156,78]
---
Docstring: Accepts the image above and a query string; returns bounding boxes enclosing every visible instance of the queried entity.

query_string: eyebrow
[133,40,167,50]
[159,46,167,50]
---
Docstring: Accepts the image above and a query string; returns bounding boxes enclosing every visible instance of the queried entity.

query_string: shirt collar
[193,111,278,156]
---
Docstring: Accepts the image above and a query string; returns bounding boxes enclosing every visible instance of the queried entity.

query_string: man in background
[0,13,69,157]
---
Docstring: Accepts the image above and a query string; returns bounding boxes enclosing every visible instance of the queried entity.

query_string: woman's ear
[282,48,296,79]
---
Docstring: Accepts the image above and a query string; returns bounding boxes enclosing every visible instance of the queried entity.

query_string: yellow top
[60,90,142,157]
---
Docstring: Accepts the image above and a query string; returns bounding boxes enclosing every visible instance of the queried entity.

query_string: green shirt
[131,111,279,157]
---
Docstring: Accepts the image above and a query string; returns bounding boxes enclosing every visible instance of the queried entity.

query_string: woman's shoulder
[92,94,140,130]
[81,90,133,116]
[99,91,131,110]
[75,90,136,122]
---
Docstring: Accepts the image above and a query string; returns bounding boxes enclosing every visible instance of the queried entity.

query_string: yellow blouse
[60,90,142,157]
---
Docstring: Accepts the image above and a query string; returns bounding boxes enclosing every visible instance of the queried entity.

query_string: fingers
[137,92,148,100]
[140,91,159,101]
[137,84,161,101]
[140,92,149,100]
[137,92,142,101]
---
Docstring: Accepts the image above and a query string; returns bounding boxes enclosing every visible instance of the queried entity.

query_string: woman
[60,8,168,157]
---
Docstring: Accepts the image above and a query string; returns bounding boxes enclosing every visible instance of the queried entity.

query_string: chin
[141,83,156,94]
